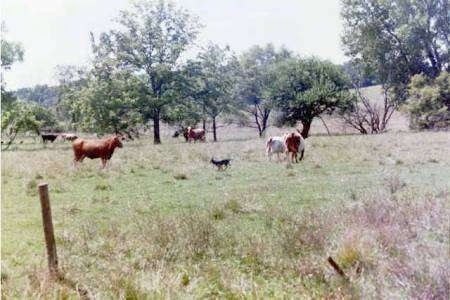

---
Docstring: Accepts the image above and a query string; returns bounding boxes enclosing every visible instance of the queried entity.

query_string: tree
[1,24,25,109]
[340,59,397,134]
[188,44,239,141]
[96,0,200,144]
[407,71,450,129]
[56,65,90,131]
[342,0,449,96]
[238,44,291,137]
[57,63,143,137]
[1,101,57,149]
[1,26,24,71]
[341,60,379,88]
[14,84,59,108]
[272,57,351,138]
[339,86,397,134]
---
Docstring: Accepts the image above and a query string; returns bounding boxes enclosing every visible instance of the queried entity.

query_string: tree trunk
[202,119,206,130]
[254,112,263,137]
[153,112,161,144]
[212,116,217,142]
[301,120,312,139]
[261,109,270,137]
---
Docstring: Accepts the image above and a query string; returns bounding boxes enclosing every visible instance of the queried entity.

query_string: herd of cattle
[7,127,306,168]
[41,133,78,143]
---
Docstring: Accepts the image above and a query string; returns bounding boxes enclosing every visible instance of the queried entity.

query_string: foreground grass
[1,129,449,298]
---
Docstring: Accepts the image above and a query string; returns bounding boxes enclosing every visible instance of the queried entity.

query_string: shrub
[407,72,450,130]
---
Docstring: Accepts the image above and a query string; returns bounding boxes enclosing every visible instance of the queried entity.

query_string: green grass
[2,129,449,298]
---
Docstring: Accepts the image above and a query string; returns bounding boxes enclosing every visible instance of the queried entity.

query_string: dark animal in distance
[210,158,232,171]
[173,127,189,142]
[72,135,123,168]
[41,133,59,143]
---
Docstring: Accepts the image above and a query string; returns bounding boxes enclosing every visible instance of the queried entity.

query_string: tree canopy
[342,0,449,93]
[272,57,351,138]
[95,0,201,143]
[237,44,292,136]
[186,44,240,141]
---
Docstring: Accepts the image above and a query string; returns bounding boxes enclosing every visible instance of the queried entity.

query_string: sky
[1,0,347,90]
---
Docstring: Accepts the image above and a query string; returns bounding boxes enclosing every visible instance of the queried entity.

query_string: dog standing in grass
[210,158,232,171]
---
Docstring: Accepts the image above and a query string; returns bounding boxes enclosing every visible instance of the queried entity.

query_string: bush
[407,72,450,130]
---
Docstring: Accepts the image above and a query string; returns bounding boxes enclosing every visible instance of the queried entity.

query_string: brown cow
[284,131,306,164]
[187,127,206,143]
[72,135,123,168]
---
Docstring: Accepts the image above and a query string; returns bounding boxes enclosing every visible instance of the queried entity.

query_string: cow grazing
[72,135,123,168]
[187,127,206,143]
[41,133,59,143]
[284,131,305,163]
[61,133,78,141]
[266,136,286,161]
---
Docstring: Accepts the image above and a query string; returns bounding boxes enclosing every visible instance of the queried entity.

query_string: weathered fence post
[327,256,347,280]
[38,183,58,277]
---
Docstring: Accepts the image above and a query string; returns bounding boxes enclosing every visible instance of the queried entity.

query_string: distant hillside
[14,84,59,108]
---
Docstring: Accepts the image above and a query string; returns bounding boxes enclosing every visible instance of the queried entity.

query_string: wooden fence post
[327,256,347,280]
[38,183,58,276]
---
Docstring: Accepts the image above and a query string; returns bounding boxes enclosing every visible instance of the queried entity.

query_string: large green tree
[187,44,239,142]
[272,57,351,138]
[96,0,200,144]
[56,65,90,131]
[342,0,449,93]
[238,44,291,137]
[57,62,142,137]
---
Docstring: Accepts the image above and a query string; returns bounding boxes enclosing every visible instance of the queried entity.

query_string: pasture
[1,127,449,298]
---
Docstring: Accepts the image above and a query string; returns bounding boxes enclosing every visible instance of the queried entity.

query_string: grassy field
[1,126,449,298]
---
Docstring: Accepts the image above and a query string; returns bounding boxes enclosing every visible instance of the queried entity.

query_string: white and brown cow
[266,136,286,161]
[187,127,206,143]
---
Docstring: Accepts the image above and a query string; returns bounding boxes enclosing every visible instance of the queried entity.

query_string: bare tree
[340,85,397,134]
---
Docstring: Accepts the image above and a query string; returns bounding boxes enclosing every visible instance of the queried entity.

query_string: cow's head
[113,135,124,148]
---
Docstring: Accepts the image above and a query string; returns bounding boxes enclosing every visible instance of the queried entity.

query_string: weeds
[2,131,450,298]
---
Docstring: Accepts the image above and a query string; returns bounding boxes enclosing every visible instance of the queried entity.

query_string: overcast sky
[2,0,347,90]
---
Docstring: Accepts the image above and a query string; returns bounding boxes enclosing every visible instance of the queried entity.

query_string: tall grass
[1,129,449,298]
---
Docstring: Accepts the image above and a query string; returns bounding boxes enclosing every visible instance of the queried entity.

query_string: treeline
[2,0,449,146]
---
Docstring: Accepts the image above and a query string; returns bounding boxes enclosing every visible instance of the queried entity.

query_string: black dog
[210,158,232,171]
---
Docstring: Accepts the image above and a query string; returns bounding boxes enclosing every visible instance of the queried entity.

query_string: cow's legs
[299,150,304,161]
[73,155,85,168]
[101,158,107,168]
